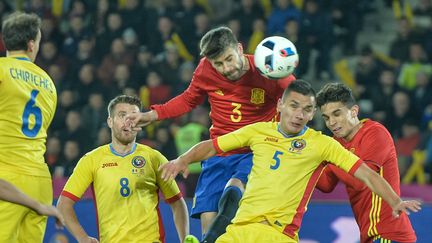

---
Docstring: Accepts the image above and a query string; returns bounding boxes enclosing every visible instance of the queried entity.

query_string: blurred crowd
[0,0,431,195]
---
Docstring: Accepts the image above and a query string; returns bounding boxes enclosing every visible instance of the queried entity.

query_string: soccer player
[159,80,421,243]
[57,95,192,243]
[315,83,417,243]
[127,26,295,242]
[0,12,58,242]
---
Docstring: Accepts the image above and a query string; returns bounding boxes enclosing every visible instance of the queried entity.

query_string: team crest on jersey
[250,88,265,104]
[215,89,224,96]
[289,139,306,153]
[132,156,146,168]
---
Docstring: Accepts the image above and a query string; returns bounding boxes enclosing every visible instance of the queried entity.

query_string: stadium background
[1,0,432,242]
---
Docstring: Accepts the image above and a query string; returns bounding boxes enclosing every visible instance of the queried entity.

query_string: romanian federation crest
[131,156,146,168]
[250,88,265,104]
[289,139,306,153]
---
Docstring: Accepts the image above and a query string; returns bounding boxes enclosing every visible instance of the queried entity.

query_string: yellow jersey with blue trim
[0,55,57,178]
[61,143,182,243]
[214,121,363,239]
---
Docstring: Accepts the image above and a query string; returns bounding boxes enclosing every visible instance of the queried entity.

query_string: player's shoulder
[361,119,391,137]
[135,143,163,156]
[83,144,110,158]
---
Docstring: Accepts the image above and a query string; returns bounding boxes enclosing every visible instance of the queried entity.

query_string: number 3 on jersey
[21,89,42,138]
[230,102,242,122]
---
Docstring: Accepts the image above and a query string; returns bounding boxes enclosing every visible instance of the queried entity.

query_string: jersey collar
[277,124,308,138]
[8,54,31,61]
[109,143,137,157]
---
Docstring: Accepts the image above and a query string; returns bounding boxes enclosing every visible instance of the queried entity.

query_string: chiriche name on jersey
[9,68,55,93]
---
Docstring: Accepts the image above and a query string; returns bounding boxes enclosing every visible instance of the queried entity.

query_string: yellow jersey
[62,143,182,243]
[0,54,57,178]
[214,122,362,239]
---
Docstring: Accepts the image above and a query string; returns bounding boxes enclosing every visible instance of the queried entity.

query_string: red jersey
[317,119,416,243]
[151,55,295,155]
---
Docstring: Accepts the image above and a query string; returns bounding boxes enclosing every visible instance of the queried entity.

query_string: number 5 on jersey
[270,151,283,170]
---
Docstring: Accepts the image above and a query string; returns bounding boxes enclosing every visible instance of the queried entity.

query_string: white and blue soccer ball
[254,36,299,79]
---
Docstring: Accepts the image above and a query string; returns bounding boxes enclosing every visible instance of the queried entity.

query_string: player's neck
[343,119,362,142]
[7,50,30,58]
[110,140,136,156]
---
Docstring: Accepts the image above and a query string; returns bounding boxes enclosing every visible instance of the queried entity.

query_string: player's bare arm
[0,179,65,227]
[126,110,159,130]
[159,140,217,181]
[353,163,422,217]
[57,196,99,243]
[169,198,189,242]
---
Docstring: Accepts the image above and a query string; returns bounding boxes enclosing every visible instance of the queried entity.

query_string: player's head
[277,79,316,134]
[200,26,245,81]
[107,95,142,145]
[316,83,360,140]
[1,12,42,62]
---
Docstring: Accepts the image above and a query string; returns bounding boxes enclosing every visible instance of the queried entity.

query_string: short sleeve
[154,150,182,202]
[216,124,255,153]
[62,154,95,201]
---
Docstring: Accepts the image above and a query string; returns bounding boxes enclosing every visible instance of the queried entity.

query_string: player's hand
[392,200,422,218]
[78,236,99,243]
[159,159,190,181]
[125,110,158,130]
[35,204,65,228]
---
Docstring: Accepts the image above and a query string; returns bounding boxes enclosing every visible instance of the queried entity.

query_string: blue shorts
[190,153,253,219]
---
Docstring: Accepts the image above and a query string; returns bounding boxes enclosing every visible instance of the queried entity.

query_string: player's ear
[107,116,113,128]
[237,43,243,55]
[351,105,359,118]
[27,39,35,53]
[277,98,283,113]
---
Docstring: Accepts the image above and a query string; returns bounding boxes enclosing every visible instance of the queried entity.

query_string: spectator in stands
[58,110,91,153]
[267,0,301,35]
[95,12,124,58]
[45,136,62,174]
[231,0,264,42]
[396,120,422,177]
[398,42,432,90]
[386,91,420,138]
[55,140,81,178]
[389,17,421,67]
[299,0,333,78]
[370,69,401,123]
[81,92,107,142]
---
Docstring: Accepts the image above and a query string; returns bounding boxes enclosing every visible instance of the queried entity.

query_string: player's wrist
[149,110,158,121]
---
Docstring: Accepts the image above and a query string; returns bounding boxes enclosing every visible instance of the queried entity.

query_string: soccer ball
[254,36,299,79]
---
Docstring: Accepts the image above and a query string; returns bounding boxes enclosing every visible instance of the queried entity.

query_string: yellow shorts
[0,171,52,243]
[216,222,298,243]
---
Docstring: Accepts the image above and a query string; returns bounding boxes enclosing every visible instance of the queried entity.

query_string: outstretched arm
[0,179,64,227]
[169,198,189,242]
[353,163,422,217]
[159,139,217,181]
[57,195,99,243]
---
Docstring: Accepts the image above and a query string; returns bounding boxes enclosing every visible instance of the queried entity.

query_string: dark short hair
[282,79,316,102]
[107,95,142,117]
[316,83,356,108]
[199,26,238,59]
[2,12,41,51]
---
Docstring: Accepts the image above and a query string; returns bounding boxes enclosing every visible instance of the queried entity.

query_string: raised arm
[57,195,99,243]
[169,198,189,242]
[353,163,421,217]
[0,179,64,226]
[159,139,217,181]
